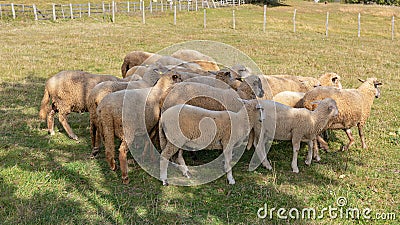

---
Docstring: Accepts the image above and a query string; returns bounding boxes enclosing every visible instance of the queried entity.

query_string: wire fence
[0,1,244,21]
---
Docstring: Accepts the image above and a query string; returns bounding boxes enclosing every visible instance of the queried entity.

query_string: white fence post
[195,0,198,11]
[112,1,115,22]
[326,12,329,37]
[127,1,130,13]
[150,1,153,13]
[293,9,297,33]
[263,5,266,32]
[142,1,145,24]
[88,2,91,17]
[161,0,164,12]
[0,4,2,19]
[358,13,361,38]
[174,5,176,25]
[52,4,57,21]
[11,3,16,19]
[70,3,74,19]
[33,4,38,20]
[61,5,65,18]
[204,9,206,29]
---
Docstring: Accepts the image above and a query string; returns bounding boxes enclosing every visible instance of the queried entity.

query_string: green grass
[1,0,399,224]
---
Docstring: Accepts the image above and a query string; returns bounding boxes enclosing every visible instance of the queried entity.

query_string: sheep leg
[160,142,179,186]
[312,139,321,162]
[119,141,129,184]
[342,128,355,151]
[357,123,367,149]
[291,139,301,173]
[47,109,56,136]
[255,138,272,170]
[305,140,313,166]
[175,150,191,178]
[223,145,235,185]
[317,135,329,151]
[104,128,116,172]
[58,113,78,140]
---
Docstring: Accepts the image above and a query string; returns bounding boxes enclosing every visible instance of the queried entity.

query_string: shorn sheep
[298,78,382,155]
[39,70,121,140]
[96,70,182,184]
[159,99,263,185]
[253,98,338,173]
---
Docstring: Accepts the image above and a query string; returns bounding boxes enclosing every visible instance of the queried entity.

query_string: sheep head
[358,78,383,98]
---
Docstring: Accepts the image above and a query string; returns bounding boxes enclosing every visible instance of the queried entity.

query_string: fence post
[195,0,198,11]
[392,15,395,41]
[326,12,329,37]
[142,1,145,24]
[61,5,65,18]
[11,3,16,19]
[174,5,176,25]
[0,4,2,19]
[52,4,57,21]
[161,0,164,12]
[232,10,235,30]
[293,9,297,33]
[263,5,266,32]
[150,1,152,13]
[88,2,91,17]
[204,9,206,29]
[140,0,142,11]
[70,3,74,19]
[112,1,115,22]
[358,13,361,38]
[33,4,38,20]
[127,1,130,13]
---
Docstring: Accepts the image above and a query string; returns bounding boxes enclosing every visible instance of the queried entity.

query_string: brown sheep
[39,70,121,140]
[121,51,162,78]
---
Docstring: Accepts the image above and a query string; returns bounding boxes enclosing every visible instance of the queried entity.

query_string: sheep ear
[310,100,321,110]
[374,80,383,86]
[358,78,366,83]
[332,77,338,82]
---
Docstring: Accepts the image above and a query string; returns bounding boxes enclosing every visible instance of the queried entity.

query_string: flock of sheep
[38,49,382,185]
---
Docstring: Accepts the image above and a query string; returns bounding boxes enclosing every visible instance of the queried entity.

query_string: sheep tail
[39,85,50,120]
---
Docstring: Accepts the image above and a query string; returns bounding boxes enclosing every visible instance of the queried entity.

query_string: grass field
[0,0,399,224]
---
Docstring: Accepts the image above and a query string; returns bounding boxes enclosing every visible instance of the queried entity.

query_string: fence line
[0,2,397,40]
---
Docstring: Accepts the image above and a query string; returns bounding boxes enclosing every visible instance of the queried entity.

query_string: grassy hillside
[0,0,399,224]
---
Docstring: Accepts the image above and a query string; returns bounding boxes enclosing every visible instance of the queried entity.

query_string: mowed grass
[0,0,399,224]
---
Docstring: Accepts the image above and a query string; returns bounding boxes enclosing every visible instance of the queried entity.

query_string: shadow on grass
[0,75,356,224]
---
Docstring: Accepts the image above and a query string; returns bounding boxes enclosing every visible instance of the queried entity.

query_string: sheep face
[358,78,383,98]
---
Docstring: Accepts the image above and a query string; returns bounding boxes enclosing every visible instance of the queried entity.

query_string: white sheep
[298,78,382,156]
[159,99,263,185]
[253,98,338,173]
[272,91,305,107]
[96,70,182,184]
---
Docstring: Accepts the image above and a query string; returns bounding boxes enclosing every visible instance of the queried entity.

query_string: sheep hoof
[49,130,55,136]
[305,160,312,166]
[228,179,236,185]
[122,177,129,185]
[292,168,299,173]
[313,156,321,162]
[69,134,78,141]
[162,180,169,186]
[183,171,192,178]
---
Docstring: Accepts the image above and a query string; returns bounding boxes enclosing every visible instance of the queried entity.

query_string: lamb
[39,70,122,140]
[259,72,342,99]
[88,76,151,156]
[252,98,338,173]
[159,99,263,185]
[96,70,182,184]
[297,78,382,155]
[121,51,162,77]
